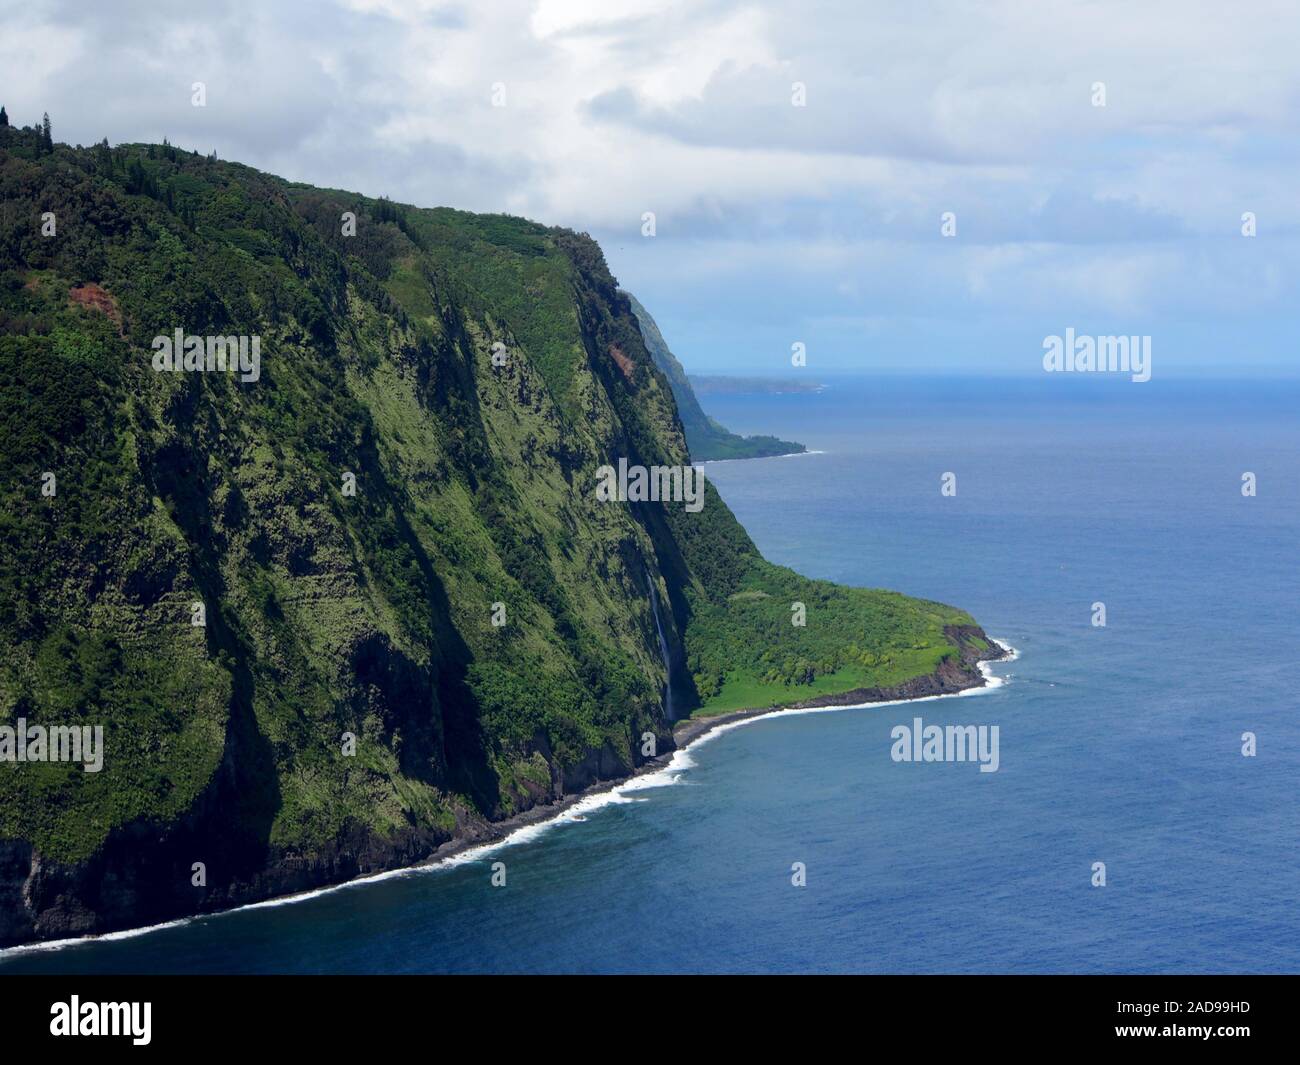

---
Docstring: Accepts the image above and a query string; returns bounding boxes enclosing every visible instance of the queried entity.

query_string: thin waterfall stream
[645,568,676,722]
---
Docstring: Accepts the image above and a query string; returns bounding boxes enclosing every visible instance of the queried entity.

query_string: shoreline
[671,637,1014,750]
[694,449,826,467]
[0,635,1015,959]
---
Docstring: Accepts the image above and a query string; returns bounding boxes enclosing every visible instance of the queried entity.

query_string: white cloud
[3,0,1297,371]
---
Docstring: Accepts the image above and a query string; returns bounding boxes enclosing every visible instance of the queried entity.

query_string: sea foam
[0,642,1016,957]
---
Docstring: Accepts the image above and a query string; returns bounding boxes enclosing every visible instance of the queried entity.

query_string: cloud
[3,0,1297,371]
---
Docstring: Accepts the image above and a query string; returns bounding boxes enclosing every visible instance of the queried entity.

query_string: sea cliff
[1,123,997,946]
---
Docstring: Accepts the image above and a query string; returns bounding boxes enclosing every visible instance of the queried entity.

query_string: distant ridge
[625,292,806,462]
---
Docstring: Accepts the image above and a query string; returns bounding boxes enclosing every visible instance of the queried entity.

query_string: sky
[2,0,1298,377]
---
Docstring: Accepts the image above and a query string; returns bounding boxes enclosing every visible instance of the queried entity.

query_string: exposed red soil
[68,281,124,333]
[609,343,634,382]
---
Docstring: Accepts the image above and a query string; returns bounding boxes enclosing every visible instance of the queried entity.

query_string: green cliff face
[625,292,806,461]
[0,125,985,944]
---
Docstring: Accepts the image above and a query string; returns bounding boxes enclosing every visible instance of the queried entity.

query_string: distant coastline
[624,293,807,460]
[688,375,826,396]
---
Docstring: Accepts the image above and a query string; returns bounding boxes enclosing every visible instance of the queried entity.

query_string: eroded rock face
[0,841,36,945]
[68,281,123,333]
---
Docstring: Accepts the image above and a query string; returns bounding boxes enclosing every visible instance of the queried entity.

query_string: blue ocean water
[4,375,1298,974]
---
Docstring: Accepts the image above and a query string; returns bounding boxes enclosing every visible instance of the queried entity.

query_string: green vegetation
[0,119,983,928]
[685,558,974,714]
[626,293,806,461]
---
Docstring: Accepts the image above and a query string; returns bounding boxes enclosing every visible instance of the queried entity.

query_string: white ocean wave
[1,641,1017,957]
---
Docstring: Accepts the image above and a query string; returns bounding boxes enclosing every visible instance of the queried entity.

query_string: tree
[0,106,8,127]
[41,111,53,152]
[126,156,148,195]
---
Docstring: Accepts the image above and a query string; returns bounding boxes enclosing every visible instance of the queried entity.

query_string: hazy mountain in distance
[625,292,806,461]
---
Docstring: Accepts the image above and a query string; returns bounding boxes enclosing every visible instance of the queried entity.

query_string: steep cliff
[0,125,993,945]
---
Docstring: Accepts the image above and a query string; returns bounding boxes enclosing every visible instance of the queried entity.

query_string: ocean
[4,374,1298,974]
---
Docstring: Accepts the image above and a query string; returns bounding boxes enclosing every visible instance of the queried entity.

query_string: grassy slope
[0,126,978,882]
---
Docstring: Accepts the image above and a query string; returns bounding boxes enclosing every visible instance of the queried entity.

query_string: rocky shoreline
[670,624,1008,748]
[263,625,1010,876]
[0,625,1008,952]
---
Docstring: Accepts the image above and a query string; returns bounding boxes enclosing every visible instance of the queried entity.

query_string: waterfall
[645,568,677,722]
